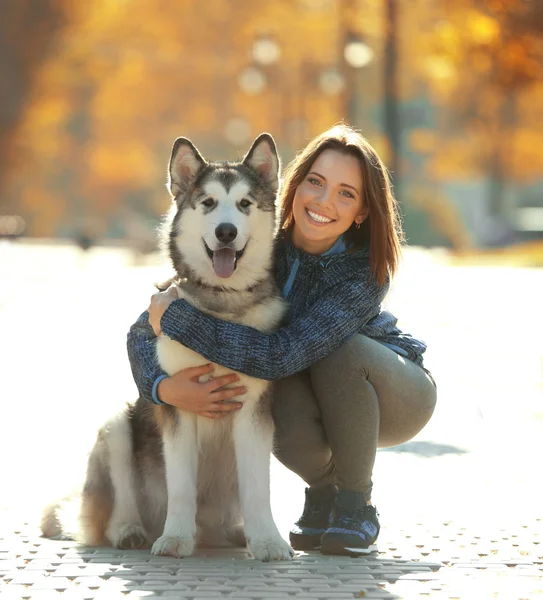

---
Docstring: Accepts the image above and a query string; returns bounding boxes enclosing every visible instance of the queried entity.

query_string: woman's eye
[239,198,252,208]
[341,189,355,199]
[202,198,214,208]
[308,177,322,186]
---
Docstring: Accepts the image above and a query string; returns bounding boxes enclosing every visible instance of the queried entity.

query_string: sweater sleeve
[126,311,168,404]
[160,277,389,380]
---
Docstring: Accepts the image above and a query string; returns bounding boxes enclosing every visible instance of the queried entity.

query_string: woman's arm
[126,311,168,404]
[127,311,249,415]
[160,277,389,380]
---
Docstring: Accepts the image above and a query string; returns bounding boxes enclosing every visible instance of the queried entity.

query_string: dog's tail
[40,491,81,541]
[41,501,65,539]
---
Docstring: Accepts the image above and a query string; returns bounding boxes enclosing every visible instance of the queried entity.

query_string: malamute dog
[42,134,294,561]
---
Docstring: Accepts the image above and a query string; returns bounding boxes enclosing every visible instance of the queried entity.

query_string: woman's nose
[316,188,333,208]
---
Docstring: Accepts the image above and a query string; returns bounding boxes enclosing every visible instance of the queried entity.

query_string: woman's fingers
[210,386,247,401]
[200,411,220,419]
[201,411,229,419]
[166,285,179,298]
[205,373,240,391]
[184,364,215,380]
[212,400,244,410]
[201,402,243,419]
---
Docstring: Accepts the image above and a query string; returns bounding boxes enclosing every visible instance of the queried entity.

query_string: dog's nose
[215,223,237,243]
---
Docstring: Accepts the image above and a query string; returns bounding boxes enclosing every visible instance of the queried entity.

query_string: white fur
[151,414,198,557]
[232,403,293,560]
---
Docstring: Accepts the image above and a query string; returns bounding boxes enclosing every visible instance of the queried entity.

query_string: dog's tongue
[213,248,236,278]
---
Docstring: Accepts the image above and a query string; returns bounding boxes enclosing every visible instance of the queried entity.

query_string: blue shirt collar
[321,235,347,256]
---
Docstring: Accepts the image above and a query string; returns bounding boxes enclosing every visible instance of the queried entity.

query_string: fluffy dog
[42,134,293,561]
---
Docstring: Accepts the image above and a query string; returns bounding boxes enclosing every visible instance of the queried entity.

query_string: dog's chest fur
[156,284,286,399]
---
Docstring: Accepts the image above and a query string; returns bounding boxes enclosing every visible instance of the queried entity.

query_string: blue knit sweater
[127,235,427,404]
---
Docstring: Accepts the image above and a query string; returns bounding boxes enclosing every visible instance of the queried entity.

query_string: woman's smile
[305,208,335,226]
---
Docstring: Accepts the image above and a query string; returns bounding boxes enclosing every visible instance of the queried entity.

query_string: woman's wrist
[156,376,173,406]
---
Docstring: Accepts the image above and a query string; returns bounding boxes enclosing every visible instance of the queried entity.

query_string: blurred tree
[425,0,543,213]
[4,0,378,238]
[0,0,69,203]
[2,0,543,243]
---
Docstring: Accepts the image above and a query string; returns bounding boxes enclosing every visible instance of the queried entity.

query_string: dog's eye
[239,199,252,209]
[201,198,214,208]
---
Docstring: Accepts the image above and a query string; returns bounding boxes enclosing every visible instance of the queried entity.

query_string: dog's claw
[151,535,195,558]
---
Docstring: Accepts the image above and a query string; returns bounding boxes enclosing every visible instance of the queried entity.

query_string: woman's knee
[378,388,437,448]
[312,335,372,382]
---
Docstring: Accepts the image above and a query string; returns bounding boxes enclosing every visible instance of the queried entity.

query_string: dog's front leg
[233,396,294,561]
[151,412,198,558]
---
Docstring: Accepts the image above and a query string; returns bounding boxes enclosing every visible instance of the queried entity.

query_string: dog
[41,133,294,561]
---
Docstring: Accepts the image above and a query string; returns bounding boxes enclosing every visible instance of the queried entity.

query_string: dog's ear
[242,133,280,192]
[168,137,207,200]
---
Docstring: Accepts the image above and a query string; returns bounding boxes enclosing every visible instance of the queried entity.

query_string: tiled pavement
[1,512,542,599]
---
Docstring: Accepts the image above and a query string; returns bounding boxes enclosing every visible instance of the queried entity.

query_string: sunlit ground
[1,239,542,537]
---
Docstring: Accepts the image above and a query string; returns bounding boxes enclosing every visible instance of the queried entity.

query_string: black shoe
[320,490,380,556]
[289,485,337,550]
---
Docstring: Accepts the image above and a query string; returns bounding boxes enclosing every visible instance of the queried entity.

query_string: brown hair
[280,124,404,286]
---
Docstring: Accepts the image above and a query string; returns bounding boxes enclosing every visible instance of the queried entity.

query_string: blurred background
[1,0,542,254]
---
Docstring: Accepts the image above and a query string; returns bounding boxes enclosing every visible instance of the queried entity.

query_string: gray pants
[272,335,437,500]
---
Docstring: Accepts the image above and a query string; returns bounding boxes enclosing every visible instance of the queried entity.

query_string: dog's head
[164,134,280,289]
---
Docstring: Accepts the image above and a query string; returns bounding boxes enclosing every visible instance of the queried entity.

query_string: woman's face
[292,149,366,254]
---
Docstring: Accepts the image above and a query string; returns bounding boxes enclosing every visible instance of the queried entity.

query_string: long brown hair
[280,124,404,286]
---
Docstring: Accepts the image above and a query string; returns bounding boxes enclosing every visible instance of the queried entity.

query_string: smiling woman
[279,125,403,286]
[127,123,436,557]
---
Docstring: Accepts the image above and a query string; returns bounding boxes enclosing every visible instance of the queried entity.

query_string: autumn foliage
[1,0,542,241]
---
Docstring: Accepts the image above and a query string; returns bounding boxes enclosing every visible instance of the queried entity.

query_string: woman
[127,124,437,556]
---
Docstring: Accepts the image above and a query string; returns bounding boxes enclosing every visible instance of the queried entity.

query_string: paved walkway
[1,511,542,598]
[1,242,542,598]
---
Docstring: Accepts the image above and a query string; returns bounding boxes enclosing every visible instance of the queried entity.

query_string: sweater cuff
[152,374,168,405]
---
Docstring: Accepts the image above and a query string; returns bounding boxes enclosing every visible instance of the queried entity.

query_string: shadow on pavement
[69,544,443,597]
[379,440,468,457]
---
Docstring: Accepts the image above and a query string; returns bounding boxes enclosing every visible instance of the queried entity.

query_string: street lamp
[384,0,400,196]
[252,36,281,66]
[342,32,374,125]
[238,67,267,95]
[237,33,373,149]
[234,35,284,146]
[238,35,282,95]
[319,69,345,96]
[344,37,374,69]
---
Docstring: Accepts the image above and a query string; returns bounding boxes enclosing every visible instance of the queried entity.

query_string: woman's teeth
[307,209,333,224]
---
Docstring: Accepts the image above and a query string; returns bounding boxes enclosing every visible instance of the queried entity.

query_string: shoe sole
[320,537,378,557]
[289,533,322,551]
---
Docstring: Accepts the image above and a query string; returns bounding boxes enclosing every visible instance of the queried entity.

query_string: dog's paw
[151,535,195,558]
[107,523,149,550]
[117,524,149,550]
[249,536,294,561]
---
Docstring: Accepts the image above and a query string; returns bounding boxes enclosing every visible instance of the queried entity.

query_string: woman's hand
[148,286,178,336]
[157,363,246,419]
